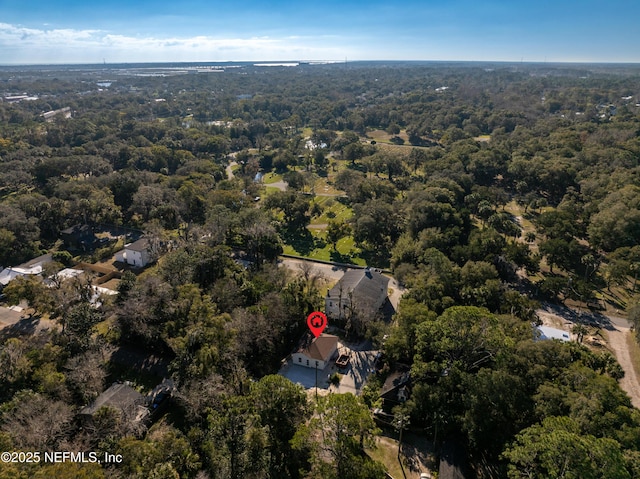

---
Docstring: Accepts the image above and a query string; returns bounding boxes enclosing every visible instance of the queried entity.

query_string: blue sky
[1,0,639,64]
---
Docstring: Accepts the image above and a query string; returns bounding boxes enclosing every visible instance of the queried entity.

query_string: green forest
[1,61,640,478]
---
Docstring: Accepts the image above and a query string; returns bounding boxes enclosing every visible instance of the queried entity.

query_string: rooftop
[80,382,144,416]
[536,325,571,342]
[298,334,338,361]
[380,369,411,398]
[125,238,149,252]
[327,269,390,304]
[0,253,53,286]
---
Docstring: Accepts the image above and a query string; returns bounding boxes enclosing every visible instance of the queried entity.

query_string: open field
[366,129,410,144]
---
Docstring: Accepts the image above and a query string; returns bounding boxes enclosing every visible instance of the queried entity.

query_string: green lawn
[263,186,283,196]
[262,172,284,184]
[282,229,366,266]
[310,196,353,226]
[367,437,405,479]
[368,434,436,479]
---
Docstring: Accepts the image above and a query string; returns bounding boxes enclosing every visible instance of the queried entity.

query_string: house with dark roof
[292,333,339,370]
[60,224,97,251]
[80,382,149,423]
[379,369,411,412]
[325,268,390,320]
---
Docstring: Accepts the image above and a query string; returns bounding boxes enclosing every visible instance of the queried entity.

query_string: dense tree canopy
[2,61,640,478]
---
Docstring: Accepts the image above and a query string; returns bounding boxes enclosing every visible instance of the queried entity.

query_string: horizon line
[2,59,640,68]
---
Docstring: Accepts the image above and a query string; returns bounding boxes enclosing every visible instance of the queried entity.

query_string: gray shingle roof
[126,238,149,252]
[327,269,389,305]
[80,383,144,416]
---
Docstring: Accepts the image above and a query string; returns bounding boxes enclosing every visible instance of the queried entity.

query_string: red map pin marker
[307,311,327,338]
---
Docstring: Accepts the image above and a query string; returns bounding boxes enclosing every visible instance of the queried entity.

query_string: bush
[52,250,74,267]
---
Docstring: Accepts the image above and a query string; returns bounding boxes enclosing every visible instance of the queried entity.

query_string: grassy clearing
[366,129,410,144]
[263,186,282,196]
[310,196,353,226]
[504,200,538,248]
[262,172,283,184]
[94,316,116,337]
[311,176,344,196]
[368,436,405,479]
[282,229,366,266]
[369,433,436,479]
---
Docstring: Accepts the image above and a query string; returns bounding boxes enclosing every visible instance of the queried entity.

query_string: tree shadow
[281,227,318,256]
[346,162,368,173]
[359,248,391,269]
[329,249,354,264]
[336,196,352,207]
[0,313,43,341]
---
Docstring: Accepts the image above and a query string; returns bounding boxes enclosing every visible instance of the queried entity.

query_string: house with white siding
[291,334,339,370]
[115,238,152,268]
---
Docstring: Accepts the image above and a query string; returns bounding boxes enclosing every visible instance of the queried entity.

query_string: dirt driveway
[605,322,640,408]
[538,304,640,408]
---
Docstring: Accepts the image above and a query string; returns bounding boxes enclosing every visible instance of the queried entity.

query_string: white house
[115,238,152,268]
[292,334,339,370]
[325,269,390,320]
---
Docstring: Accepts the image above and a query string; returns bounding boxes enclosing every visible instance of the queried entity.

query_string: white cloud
[0,23,102,44]
[0,22,346,63]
